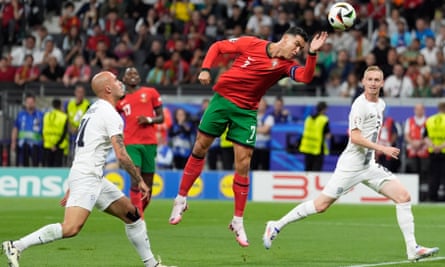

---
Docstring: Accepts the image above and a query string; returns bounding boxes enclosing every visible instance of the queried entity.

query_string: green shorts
[199,93,257,147]
[126,144,157,173]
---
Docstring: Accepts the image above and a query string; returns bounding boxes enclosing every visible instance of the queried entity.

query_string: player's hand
[138,180,150,200]
[382,146,400,159]
[198,70,211,85]
[137,116,151,125]
[309,31,329,53]
[60,190,70,207]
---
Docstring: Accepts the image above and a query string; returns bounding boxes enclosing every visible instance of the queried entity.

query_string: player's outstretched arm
[111,134,149,199]
[309,31,328,53]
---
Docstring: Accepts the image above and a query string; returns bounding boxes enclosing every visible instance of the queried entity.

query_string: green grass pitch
[1,198,444,267]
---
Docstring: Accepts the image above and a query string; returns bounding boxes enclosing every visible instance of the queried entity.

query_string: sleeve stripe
[290,66,299,80]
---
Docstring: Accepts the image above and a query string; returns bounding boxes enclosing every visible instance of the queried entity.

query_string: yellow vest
[220,128,233,148]
[299,114,329,155]
[43,110,69,149]
[67,99,90,130]
[425,113,445,153]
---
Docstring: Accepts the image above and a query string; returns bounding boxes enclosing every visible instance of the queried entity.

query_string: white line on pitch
[345,256,445,267]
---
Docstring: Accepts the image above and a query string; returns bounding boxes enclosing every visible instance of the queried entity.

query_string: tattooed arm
[111,134,149,197]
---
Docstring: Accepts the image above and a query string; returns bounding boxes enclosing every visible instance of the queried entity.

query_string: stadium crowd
[0,0,443,97]
[2,0,445,201]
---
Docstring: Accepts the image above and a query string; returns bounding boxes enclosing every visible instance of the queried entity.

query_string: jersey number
[76,118,90,147]
[122,104,131,116]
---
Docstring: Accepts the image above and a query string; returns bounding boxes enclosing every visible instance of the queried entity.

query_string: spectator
[349,27,372,66]
[144,39,168,69]
[400,38,421,69]
[317,38,336,72]
[62,26,84,56]
[412,18,435,49]
[1,0,24,45]
[431,50,445,86]
[100,57,119,76]
[164,51,190,85]
[59,2,81,35]
[173,38,193,63]
[125,0,150,21]
[390,20,412,54]
[381,48,399,78]
[99,0,125,18]
[146,56,168,85]
[270,96,292,124]
[251,98,274,170]
[65,84,90,163]
[14,55,40,86]
[273,10,292,42]
[133,22,152,52]
[424,101,445,201]
[35,26,53,51]
[327,49,354,84]
[39,56,65,82]
[339,72,361,98]
[89,40,115,68]
[183,10,206,37]
[170,0,195,26]
[156,132,173,170]
[10,93,43,167]
[404,104,429,201]
[386,8,406,36]
[64,36,89,66]
[371,36,390,67]
[0,56,16,82]
[169,108,194,169]
[34,39,64,67]
[383,64,414,97]
[86,24,111,54]
[42,98,69,167]
[435,24,445,51]
[412,74,432,97]
[113,40,134,68]
[297,8,321,37]
[299,101,330,171]
[245,5,272,36]
[76,0,101,32]
[420,36,439,67]
[9,35,37,67]
[62,55,92,87]
[104,8,126,37]
[225,4,247,36]
[156,13,178,40]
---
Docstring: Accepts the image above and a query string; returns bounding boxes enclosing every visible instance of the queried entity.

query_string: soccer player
[263,66,439,262]
[2,71,173,267]
[116,67,164,217]
[169,27,328,247]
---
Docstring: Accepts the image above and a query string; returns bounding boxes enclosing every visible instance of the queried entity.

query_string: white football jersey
[336,94,385,171]
[71,99,124,177]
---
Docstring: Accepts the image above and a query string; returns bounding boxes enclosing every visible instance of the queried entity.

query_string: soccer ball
[328,2,356,31]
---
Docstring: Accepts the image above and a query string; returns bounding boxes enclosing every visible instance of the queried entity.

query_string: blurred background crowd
[0,0,443,97]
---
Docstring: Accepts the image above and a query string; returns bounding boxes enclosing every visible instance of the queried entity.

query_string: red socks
[178,155,205,196]
[233,173,249,217]
[130,186,144,218]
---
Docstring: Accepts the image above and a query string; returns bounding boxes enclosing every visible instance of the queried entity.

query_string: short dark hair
[52,98,62,109]
[284,27,309,42]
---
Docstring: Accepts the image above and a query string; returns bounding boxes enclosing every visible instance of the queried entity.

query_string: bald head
[91,71,114,97]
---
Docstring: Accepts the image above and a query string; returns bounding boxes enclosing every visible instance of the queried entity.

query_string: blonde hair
[363,65,384,79]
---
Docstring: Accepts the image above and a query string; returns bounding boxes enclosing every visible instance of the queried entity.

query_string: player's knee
[126,206,141,222]
[62,224,83,238]
[395,190,411,203]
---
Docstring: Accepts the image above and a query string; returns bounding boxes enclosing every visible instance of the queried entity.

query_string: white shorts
[66,170,124,211]
[322,163,396,199]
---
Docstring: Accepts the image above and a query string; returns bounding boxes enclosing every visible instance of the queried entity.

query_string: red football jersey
[116,87,162,145]
[202,36,317,110]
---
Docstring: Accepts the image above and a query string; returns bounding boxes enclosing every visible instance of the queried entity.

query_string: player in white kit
[263,66,439,262]
[2,71,174,267]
